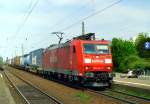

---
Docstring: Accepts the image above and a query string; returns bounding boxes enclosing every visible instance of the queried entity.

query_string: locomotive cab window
[83,44,109,54]
[96,45,109,54]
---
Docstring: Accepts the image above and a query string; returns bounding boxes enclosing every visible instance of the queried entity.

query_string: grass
[112,84,150,99]
[74,91,92,104]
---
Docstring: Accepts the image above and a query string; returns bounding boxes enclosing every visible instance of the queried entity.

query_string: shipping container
[20,56,24,66]
[22,54,31,67]
[29,48,44,68]
[14,56,21,66]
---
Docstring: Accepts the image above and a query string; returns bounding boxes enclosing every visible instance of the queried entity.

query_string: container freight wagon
[14,56,21,66]
[29,48,44,73]
[42,33,113,87]
[22,54,31,70]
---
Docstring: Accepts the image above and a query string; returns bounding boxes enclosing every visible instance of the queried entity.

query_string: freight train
[9,33,113,87]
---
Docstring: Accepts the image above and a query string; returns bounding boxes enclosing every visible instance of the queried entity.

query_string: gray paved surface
[113,73,150,90]
[0,71,16,104]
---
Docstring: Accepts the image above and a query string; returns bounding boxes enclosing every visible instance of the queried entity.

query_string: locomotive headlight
[106,66,111,70]
[85,66,89,70]
[85,66,91,70]
[84,58,91,63]
[105,59,112,63]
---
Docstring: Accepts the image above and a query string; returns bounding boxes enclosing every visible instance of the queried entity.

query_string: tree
[119,55,150,72]
[112,38,137,72]
[135,32,150,58]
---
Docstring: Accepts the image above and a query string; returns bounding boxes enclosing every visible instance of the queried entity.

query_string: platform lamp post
[51,32,64,44]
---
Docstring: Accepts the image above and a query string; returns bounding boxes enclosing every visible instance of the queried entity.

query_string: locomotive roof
[45,33,109,51]
[30,48,44,53]
[23,54,29,57]
[46,41,71,50]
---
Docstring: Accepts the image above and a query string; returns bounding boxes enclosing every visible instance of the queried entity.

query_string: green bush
[112,35,150,72]
[119,55,150,72]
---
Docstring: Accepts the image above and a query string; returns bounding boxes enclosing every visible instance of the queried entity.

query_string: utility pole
[82,22,85,35]
[52,32,64,44]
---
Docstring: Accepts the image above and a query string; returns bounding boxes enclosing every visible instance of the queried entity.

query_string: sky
[0,0,150,59]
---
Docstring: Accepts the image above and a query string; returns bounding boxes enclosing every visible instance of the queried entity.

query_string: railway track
[41,72,150,104]
[4,70,63,104]
[87,89,150,104]
[43,74,150,104]
[7,66,150,104]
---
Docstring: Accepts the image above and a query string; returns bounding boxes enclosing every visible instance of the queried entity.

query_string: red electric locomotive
[42,33,113,87]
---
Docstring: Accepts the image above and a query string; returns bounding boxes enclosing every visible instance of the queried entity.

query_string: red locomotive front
[71,39,112,87]
[42,33,113,87]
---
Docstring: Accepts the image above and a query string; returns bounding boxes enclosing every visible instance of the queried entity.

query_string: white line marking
[0,73,3,78]
[114,80,150,87]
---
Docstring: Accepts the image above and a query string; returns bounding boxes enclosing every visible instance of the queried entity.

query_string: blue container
[29,48,44,68]
[22,54,31,67]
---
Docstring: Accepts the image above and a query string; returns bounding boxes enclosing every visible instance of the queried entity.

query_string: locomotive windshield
[83,44,109,54]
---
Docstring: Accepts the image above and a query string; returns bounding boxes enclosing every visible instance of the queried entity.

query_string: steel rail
[9,66,150,104]
[108,89,150,101]
[3,71,30,104]
[5,70,63,104]
[86,89,136,104]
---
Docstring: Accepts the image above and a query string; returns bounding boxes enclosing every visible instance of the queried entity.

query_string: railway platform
[0,71,16,104]
[113,73,150,90]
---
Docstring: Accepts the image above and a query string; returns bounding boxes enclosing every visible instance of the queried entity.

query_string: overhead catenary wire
[59,0,123,32]
[46,0,94,31]
[14,0,40,38]
[11,0,39,56]
[31,0,94,46]
[10,0,35,40]
[34,0,123,46]
[30,0,123,51]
